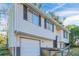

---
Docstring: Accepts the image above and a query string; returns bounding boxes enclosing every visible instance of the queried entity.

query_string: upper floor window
[32,13,40,26]
[66,32,68,38]
[63,30,65,38]
[52,24,54,32]
[44,19,54,32]
[63,30,68,39]
[23,5,41,26]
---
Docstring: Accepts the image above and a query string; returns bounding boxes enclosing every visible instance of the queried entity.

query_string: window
[52,24,54,32]
[63,30,65,38]
[46,19,51,30]
[44,19,47,29]
[44,19,54,32]
[24,7,41,26]
[66,32,68,38]
[32,13,40,26]
[50,23,52,31]
[63,31,68,39]
[27,10,33,22]
[46,20,50,30]
[24,5,27,20]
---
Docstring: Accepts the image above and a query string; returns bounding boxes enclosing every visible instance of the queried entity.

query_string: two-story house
[8,3,70,56]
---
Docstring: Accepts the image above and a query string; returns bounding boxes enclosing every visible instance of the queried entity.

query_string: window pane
[46,20,49,29]
[46,20,53,31]
[32,14,39,25]
[27,10,33,22]
[63,31,65,38]
[48,22,51,30]
[66,32,68,38]
[50,24,52,31]
[52,24,54,32]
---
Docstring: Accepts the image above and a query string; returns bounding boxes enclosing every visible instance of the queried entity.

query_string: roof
[22,3,70,33]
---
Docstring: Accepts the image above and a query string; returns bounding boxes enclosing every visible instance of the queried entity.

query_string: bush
[0,47,11,56]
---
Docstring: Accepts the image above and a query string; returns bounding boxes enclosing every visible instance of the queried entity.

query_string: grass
[70,47,79,56]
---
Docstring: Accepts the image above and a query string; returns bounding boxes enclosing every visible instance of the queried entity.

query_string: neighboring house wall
[75,39,79,46]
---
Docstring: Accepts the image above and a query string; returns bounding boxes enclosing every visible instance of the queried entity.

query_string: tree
[0,34,7,47]
[67,25,79,47]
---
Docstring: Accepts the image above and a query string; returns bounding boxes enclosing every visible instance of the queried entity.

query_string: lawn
[70,47,79,56]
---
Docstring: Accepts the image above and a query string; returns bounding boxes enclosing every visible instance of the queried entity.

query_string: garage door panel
[21,38,40,56]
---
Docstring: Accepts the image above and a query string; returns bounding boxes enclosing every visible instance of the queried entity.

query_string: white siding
[61,30,69,43]
[41,40,53,48]
[14,4,55,40]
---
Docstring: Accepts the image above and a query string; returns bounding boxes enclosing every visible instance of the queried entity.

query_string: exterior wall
[55,25,69,48]
[57,31,61,48]
[8,3,70,56]
[40,40,53,48]
[54,25,61,48]
[61,30,69,43]
[8,3,69,49]
[14,4,55,40]
[41,17,45,28]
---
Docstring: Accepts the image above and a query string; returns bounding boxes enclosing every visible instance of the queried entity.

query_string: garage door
[20,38,40,56]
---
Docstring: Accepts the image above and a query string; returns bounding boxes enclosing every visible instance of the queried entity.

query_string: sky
[63,15,79,26]
[0,3,79,26]
[40,3,79,18]
[40,3,79,26]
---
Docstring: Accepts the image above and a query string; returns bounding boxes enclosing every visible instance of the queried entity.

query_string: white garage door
[20,38,40,56]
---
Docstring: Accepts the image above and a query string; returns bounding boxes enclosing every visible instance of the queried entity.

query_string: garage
[20,38,40,56]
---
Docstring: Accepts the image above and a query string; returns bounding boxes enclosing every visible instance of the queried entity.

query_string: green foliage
[67,25,79,47]
[0,34,7,47]
[0,47,11,56]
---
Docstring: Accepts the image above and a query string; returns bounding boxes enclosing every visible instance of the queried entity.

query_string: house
[8,3,70,56]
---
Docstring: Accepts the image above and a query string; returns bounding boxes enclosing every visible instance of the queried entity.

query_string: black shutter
[24,5,27,20]
[44,19,47,29]
[53,36,58,48]
[16,47,20,56]
[39,15,41,26]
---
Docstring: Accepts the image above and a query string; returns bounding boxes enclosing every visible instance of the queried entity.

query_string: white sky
[63,15,79,26]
